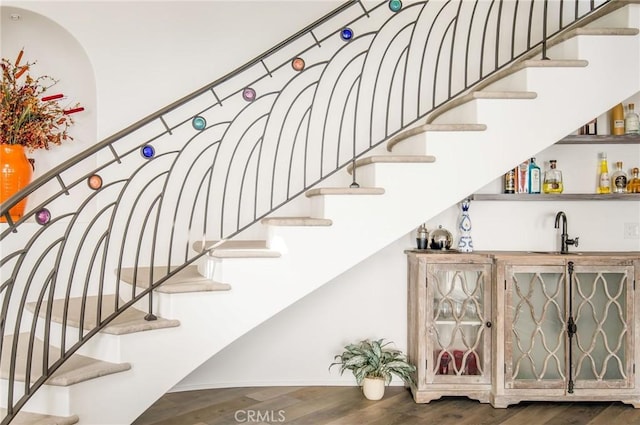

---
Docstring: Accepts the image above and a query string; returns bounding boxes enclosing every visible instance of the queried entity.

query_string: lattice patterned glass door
[571,264,633,389]
[505,265,566,389]
[427,263,491,384]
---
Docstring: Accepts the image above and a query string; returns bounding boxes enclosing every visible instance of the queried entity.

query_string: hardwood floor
[132,386,640,425]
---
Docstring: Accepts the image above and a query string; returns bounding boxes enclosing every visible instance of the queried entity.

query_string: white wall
[179,114,640,390]
[2,1,343,140]
[3,0,639,392]
[1,4,96,182]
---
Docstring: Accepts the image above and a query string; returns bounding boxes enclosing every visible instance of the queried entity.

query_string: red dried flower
[1,50,82,151]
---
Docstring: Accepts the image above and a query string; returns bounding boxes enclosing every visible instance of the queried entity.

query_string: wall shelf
[471,193,640,201]
[471,136,640,201]
[556,134,640,144]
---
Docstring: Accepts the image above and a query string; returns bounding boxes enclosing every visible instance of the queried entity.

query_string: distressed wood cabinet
[406,251,494,403]
[493,254,640,408]
[407,250,640,408]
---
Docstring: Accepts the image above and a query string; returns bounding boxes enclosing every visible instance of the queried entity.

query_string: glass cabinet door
[504,262,635,392]
[426,263,492,384]
[504,265,566,389]
[571,264,634,390]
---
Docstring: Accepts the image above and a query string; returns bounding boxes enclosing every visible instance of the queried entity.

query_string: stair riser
[388,130,482,157]
[309,193,389,219]
[197,256,286,285]
[1,379,71,416]
[573,33,640,103]
[23,297,154,363]
[5,325,188,422]
[75,329,180,365]
[592,3,639,28]
[545,36,580,61]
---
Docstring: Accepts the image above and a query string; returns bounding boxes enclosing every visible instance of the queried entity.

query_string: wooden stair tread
[387,123,487,152]
[471,90,537,99]
[518,59,589,68]
[347,155,436,174]
[574,27,639,36]
[209,249,281,258]
[1,334,131,387]
[192,239,268,252]
[26,295,180,336]
[260,217,333,226]
[119,265,231,293]
[191,239,280,258]
[0,409,79,425]
[305,187,385,197]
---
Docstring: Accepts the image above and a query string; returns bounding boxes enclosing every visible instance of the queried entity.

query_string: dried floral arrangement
[1,49,83,151]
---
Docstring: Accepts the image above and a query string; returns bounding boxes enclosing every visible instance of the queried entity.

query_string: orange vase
[1,144,33,223]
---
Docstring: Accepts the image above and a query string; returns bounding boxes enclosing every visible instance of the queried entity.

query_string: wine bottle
[611,103,625,135]
[597,152,611,194]
[625,103,640,135]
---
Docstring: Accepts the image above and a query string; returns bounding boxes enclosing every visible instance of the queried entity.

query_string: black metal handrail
[0,1,613,423]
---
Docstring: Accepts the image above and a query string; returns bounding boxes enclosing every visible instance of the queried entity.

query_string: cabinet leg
[622,399,640,409]
[489,394,512,409]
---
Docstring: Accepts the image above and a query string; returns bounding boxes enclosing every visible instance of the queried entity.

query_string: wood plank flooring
[132,386,640,425]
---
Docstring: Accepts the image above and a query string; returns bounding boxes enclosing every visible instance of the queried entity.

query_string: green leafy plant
[329,338,416,386]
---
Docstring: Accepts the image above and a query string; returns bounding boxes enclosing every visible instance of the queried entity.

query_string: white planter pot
[362,377,385,400]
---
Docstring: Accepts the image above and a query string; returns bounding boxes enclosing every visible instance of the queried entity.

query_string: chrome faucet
[554,211,579,254]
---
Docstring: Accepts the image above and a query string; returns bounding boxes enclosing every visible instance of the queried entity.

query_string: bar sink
[527,251,583,255]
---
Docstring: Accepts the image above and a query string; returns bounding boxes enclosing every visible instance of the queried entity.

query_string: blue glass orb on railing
[340,28,353,41]
[35,208,51,225]
[242,87,256,102]
[389,0,402,12]
[141,145,155,159]
[192,116,206,131]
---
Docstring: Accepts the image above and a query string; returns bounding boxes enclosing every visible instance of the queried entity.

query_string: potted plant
[329,338,416,400]
[0,49,83,221]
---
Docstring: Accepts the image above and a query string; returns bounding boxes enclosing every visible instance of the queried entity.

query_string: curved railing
[0,1,613,422]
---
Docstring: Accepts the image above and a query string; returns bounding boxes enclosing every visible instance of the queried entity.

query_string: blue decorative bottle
[457,199,473,252]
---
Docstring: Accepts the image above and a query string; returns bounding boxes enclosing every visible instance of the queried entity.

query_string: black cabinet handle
[486,321,492,328]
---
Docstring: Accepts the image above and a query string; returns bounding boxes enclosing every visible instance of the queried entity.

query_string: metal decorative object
[430,225,453,250]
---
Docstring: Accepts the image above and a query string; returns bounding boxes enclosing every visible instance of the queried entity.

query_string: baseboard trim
[169,378,408,393]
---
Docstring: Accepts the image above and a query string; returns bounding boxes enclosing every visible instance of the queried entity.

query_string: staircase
[2,1,640,424]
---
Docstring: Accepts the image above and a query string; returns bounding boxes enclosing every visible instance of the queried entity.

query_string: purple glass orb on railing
[35,208,51,225]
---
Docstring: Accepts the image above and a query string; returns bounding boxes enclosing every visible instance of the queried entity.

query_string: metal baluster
[542,0,550,59]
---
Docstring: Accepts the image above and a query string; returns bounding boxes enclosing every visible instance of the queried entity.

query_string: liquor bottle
[504,169,515,194]
[516,161,529,193]
[627,167,640,193]
[528,157,541,194]
[579,118,597,135]
[611,161,628,193]
[625,103,640,135]
[542,160,563,194]
[597,152,611,194]
[611,103,625,135]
